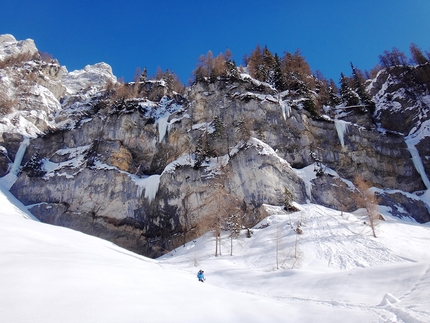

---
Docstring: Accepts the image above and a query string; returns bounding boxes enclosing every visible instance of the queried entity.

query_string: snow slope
[1,179,430,322]
[0,184,290,323]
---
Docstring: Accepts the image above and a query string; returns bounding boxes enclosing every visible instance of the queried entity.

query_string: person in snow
[197,270,205,282]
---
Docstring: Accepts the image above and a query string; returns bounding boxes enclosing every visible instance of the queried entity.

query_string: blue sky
[2,0,429,84]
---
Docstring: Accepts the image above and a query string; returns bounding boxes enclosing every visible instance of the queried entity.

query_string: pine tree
[328,79,341,107]
[139,67,148,83]
[262,45,276,86]
[351,63,366,101]
[273,54,286,91]
[350,63,374,111]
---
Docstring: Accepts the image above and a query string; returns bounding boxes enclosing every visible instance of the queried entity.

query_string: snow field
[160,204,430,322]
[1,182,430,322]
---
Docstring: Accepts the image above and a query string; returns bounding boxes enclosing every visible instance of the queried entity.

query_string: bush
[0,51,37,70]
[0,96,15,116]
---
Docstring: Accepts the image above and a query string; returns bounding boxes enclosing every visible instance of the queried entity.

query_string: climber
[197,269,205,282]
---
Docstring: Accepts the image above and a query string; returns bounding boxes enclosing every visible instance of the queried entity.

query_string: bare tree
[354,174,379,238]
[228,213,242,256]
[133,66,142,82]
[410,43,429,66]
[236,116,253,143]
[209,165,241,256]
[275,224,282,270]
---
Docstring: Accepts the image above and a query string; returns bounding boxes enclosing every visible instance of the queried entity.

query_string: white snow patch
[192,122,215,134]
[162,153,195,174]
[294,164,317,201]
[379,293,401,306]
[42,145,92,179]
[248,137,291,167]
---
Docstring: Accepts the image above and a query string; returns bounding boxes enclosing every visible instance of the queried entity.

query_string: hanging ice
[0,137,30,189]
[157,116,169,143]
[134,174,161,202]
[280,102,291,120]
[405,120,430,189]
[334,120,349,149]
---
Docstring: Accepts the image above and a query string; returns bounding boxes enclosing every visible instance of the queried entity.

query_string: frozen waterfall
[0,137,30,189]
[405,120,430,189]
[334,120,349,149]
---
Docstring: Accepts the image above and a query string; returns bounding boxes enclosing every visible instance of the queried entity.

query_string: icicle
[280,102,291,120]
[334,120,349,149]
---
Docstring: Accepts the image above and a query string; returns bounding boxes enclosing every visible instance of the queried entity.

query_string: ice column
[334,120,349,149]
[0,137,30,189]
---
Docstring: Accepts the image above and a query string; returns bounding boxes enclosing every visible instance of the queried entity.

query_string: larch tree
[245,44,264,81]
[209,165,241,257]
[410,43,429,65]
[354,174,379,238]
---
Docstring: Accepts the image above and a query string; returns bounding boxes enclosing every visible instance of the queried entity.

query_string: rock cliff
[1,36,429,257]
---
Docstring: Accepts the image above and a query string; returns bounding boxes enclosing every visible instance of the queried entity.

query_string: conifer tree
[339,73,359,106]
[351,63,366,101]
[350,63,374,110]
[328,79,341,107]
[139,67,148,83]
[262,45,276,86]
[273,53,286,91]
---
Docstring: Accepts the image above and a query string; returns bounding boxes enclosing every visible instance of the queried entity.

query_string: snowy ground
[1,183,430,323]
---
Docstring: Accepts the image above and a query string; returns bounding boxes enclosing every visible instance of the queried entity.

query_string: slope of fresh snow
[1,175,430,322]
[160,204,430,322]
[0,184,290,323]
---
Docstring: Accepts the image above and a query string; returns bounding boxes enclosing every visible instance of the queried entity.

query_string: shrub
[0,51,37,69]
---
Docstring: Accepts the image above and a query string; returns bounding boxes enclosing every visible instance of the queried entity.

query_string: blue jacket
[197,271,205,280]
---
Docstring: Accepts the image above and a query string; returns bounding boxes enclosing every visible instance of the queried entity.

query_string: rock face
[1,35,430,258]
[0,34,38,59]
[62,62,117,95]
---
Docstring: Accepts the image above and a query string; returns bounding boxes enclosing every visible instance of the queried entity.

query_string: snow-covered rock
[62,62,117,95]
[1,34,430,259]
[0,34,38,60]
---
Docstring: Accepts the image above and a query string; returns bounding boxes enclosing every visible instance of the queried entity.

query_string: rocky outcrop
[62,62,117,95]
[0,34,38,59]
[2,35,430,257]
[8,75,430,256]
